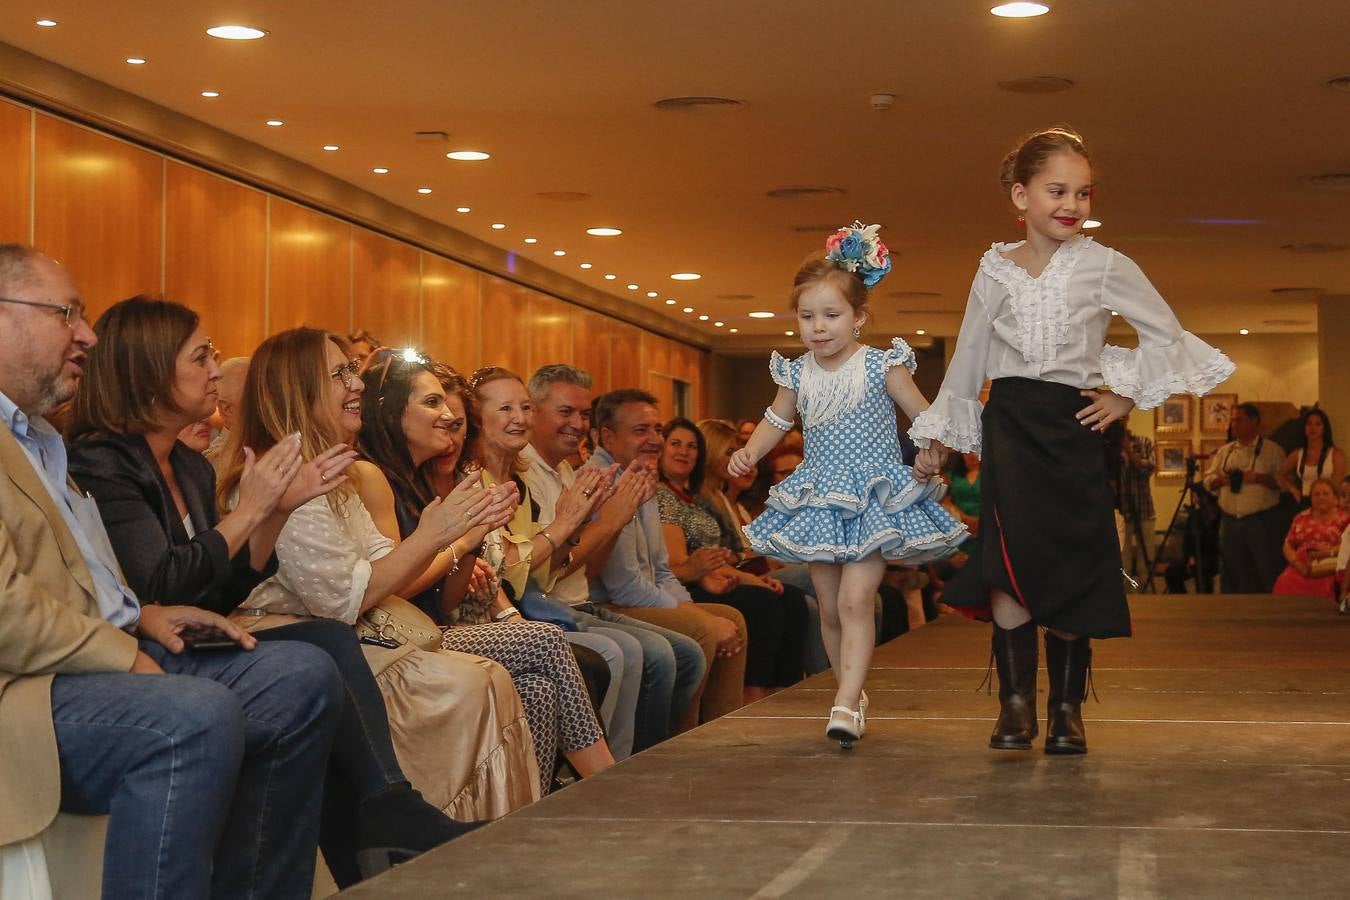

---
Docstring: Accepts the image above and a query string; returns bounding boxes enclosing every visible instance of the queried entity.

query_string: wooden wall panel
[639,331,673,402]
[421,253,480,371]
[526,292,574,376]
[0,101,31,244]
[480,275,529,377]
[352,228,420,348]
[164,163,266,358]
[571,309,612,393]
[268,199,350,334]
[34,115,162,316]
[608,321,643,393]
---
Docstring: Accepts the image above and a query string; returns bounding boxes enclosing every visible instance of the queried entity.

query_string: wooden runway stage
[341,595,1350,898]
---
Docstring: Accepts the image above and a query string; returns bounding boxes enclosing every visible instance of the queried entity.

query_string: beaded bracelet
[764,406,794,432]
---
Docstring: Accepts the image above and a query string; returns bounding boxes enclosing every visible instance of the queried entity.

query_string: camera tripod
[1148,455,1217,594]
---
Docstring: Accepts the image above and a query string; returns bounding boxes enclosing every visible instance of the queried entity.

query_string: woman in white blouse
[219,328,542,823]
[909,128,1234,757]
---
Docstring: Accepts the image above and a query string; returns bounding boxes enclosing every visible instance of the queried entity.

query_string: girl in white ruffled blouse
[731,223,967,749]
[908,128,1235,756]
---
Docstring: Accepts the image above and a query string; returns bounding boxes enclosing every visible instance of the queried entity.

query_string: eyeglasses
[330,359,361,390]
[0,296,87,328]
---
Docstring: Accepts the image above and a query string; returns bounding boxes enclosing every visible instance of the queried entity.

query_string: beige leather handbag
[355,596,444,652]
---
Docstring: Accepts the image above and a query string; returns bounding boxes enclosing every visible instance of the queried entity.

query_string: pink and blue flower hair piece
[824,221,892,288]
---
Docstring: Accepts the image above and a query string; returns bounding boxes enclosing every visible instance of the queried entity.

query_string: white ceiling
[2,0,1348,352]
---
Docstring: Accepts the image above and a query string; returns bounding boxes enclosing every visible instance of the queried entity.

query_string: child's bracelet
[764,407,794,432]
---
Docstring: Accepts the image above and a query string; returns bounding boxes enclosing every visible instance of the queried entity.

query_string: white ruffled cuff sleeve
[881,337,918,374]
[769,351,793,389]
[908,396,984,455]
[1100,332,1235,411]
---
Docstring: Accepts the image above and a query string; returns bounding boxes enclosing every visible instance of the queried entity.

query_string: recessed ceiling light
[207,24,268,40]
[523,237,538,244]
[553,250,567,257]
[646,291,658,298]
[455,206,470,213]
[785,330,795,336]
[714,321,724,327]
[1082,219,1102,229]
[729,328,739,334]
[990,2,1051,17]
[200,90,220,98]
[682,307,694,313]
[916,329,926,335]
[491,223,506,230]
[586,227,623,237]
[446,150,491,161]
[670,272,702,281]
[604,274,617,280]
[1239,328,1250,335]
[372,167,390,174]
[698,314,710,321]
[748,311,775,319]
[417,187,433,194]
[579,263,593,269]
[627,283,639,290]
[322,145,340,152]
[126,57,147,65]
[265,119,284,127]
[665,299,677,305]
[35,19,59,27]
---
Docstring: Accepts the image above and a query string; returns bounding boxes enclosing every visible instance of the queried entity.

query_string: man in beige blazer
[0,245,343,899]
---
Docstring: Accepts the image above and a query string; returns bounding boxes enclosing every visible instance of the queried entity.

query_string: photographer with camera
[1203,403,1286,593]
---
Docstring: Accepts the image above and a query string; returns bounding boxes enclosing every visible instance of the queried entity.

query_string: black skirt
[944,377,1131,639]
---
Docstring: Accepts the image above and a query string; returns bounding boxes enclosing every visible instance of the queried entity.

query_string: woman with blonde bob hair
[216,328,541,840]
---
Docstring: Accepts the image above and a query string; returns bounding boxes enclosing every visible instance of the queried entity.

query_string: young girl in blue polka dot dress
[730,223,967,748]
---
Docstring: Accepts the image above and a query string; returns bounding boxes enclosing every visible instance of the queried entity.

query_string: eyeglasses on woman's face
[330,359,361,390]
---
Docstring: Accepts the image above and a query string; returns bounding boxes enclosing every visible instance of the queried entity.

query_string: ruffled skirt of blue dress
[743,460,968,564]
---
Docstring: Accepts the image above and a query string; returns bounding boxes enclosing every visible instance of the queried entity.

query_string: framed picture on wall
[1154,396,1192,433]
[1155,440,1191,478]
[1200,393,1237,435]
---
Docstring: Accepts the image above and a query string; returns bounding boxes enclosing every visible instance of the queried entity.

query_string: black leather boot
[1044,633,1091,755]
[989,622,1038,750]
[355,782,487,879]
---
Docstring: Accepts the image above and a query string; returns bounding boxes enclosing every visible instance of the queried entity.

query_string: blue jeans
[574,604,706,751]
[51,639,342,900]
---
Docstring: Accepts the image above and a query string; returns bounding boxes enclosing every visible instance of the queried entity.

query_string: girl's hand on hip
[1077,390,1135,432]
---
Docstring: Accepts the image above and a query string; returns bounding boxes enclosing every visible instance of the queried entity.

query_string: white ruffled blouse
[909,236,1234,455]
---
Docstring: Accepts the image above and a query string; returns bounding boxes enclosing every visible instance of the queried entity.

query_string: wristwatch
[494,607,521,621]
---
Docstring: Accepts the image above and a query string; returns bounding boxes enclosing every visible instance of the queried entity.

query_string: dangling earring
[1016,214,1026,225]
[852,323,862,338]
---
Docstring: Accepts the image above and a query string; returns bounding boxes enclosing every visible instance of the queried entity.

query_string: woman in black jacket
[67,296,477,886]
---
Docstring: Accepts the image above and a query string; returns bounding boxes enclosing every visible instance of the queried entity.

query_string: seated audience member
[0,244,343,899]
[66,298,480,887]
[736,418,758,444]
[769,443,804,485]
[205,355,248,459]
[1272,478,1349,602]
[355,356,615,790]
[1337,494,1350,613]
[658,418,808,700]
[1203,403,1286,592]
[218,328,542,826]
[348,329,381,362]
[1277,409,1346,510]
[178,417,212,453]
[699,418,829,676]
[586,389,750,726]
[522,363,707,752]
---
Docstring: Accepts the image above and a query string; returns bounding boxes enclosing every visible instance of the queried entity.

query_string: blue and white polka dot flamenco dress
[744,338,968,564]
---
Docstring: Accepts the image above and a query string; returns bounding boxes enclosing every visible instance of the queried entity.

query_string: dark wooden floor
[340,595,1350,898]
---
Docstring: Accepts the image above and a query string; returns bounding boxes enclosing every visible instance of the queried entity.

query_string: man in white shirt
[522,365,706,751]
[1203,403,1286,593]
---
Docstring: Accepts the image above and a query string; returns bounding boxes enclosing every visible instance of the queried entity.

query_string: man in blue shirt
[0,245,342,899]
[586,388,749,727]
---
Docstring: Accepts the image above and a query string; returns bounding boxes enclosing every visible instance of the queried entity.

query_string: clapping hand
[481,481,520,531]
[236,433,304,517]
[277,444,359,513]
[420,475,491,548]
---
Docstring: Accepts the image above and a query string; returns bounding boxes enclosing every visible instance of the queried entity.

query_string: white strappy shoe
[859,690,869,729]
[827,706,863,749]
